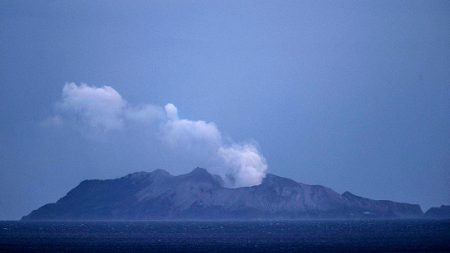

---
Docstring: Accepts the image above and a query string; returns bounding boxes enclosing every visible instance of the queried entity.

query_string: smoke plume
[44,83,268,187]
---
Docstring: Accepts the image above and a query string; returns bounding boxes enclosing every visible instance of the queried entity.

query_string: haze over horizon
[0,0,449,220]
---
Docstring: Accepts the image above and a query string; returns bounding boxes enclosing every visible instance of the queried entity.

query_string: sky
[0,0,449,220]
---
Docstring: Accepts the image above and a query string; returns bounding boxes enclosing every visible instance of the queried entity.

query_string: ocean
[0,220,449,252]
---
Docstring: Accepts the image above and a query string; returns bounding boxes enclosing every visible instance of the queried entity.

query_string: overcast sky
[0,0,449,220]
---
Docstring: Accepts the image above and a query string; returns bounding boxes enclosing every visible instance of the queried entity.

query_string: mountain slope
[425,205,450,219]
[22,168,423,220]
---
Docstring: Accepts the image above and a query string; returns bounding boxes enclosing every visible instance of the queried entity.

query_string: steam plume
[44,83,268,187]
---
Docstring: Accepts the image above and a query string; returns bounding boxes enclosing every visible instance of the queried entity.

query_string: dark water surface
[0,220,449,252]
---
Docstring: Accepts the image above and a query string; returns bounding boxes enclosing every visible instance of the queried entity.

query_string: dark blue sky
[0,0,449,219]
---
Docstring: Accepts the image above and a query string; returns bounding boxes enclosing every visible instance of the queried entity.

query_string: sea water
[0,219,449,252]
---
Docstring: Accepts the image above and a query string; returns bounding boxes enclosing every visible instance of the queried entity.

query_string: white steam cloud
[46,83,163,131]
[44,83,268,187]
[59,83,127,130]
[160,103,222,148]
[218,144,268,188]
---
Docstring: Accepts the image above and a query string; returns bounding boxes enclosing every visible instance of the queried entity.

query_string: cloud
[125,104,163,124]
[164,103,179,121]
[45,82,268,187]
[48,83,163,132]
[160,103,222,148]
[59,83,127,131]
[218,144,268,187]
